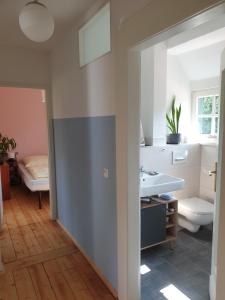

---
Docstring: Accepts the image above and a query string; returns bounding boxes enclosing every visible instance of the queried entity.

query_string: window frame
[196,93,220,137]
[191,88,220,141]
[78,2,111,67]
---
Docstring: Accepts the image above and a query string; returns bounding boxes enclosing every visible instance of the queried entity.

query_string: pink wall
[0,87,48,160]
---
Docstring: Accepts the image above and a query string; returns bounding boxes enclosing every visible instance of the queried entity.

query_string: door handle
[209,170,216,176]
[209,162,217,192]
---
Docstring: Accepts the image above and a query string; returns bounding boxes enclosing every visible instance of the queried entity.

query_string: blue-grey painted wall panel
[53,116,117,289]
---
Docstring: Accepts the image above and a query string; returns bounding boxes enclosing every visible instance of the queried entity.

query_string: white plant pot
[8,152,16,159]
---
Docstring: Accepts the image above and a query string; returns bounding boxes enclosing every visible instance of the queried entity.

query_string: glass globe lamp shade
[19,1,54,42]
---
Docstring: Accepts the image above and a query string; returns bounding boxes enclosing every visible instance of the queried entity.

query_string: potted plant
[0,134,16,164]
[166,96,182,144]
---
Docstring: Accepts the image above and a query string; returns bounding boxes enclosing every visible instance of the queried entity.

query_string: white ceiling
[0,0,96,52]
[168,28,225,81]
[177,40,225,81]
[168,27,225,55]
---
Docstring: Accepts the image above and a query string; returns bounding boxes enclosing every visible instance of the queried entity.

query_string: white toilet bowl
[178,197,214,233]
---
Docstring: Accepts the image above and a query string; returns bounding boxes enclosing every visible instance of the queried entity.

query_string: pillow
[22,155,48,168]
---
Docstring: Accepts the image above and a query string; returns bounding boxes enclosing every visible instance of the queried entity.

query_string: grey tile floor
[141,226,212,300]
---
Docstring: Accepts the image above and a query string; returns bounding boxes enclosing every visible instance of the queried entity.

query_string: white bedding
[18,163,49,192]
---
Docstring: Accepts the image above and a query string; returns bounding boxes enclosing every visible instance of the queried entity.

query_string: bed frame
[18,163,49,209]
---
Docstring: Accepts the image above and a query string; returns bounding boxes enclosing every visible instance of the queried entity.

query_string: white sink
[140,173,185,198]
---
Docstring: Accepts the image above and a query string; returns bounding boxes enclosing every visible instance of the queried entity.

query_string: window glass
[197,94,220,136]
[198,117,212,134]
[198,96,213,114]
[79,3,111,67]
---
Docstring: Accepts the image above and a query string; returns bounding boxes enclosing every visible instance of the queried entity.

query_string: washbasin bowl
[140,173,185,198]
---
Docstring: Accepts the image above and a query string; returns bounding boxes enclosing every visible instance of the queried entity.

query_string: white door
[210,48,225,300]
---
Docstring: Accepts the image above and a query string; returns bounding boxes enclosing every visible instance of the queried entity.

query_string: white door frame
[0,82,57,220]
[213,61,225,299]
[117,2,225,300]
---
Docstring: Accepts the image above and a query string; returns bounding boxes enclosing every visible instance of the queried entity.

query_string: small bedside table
[7,158,21,186]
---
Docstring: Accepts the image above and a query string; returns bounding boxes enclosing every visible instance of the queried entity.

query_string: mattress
[18,163,49,192]
[27,164,49,180]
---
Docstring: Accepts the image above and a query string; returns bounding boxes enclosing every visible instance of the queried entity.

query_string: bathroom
[140,19,224,300]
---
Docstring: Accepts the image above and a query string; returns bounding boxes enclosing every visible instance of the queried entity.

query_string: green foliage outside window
[197,94,219,136]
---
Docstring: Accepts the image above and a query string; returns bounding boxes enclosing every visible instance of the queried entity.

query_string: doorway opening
[126,4,225,300]
[0,86,55,220]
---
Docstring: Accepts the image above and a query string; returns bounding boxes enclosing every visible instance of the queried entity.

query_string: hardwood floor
[0,185,116,300]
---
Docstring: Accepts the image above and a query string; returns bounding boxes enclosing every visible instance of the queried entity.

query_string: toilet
[178,197,214,233]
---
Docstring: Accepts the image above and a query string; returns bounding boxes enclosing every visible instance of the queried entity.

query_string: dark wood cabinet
[0,163,11,200]
[7,158,21,186]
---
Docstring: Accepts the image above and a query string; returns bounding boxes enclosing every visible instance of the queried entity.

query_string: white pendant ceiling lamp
[19,0,54,42]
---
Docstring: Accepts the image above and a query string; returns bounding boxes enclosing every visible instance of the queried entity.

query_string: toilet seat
[178,197,214,216]
[178,197,214,231]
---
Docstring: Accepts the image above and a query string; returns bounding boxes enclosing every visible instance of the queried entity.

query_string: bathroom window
[197,94,220,137]
[79,3,111,67]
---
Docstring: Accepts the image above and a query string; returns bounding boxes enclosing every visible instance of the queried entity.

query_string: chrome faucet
[140,166,148,174]
[139,166,159,176]
[139,166,144,173]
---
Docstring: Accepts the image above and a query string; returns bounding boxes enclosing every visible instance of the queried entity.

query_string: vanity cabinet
[141,198,178,250]
[141,203,166,248]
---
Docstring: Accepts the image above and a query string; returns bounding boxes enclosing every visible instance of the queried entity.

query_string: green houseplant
[0,134,16,164]
[166,96,182,144]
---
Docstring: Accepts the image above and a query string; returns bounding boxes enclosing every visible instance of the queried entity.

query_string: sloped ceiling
[168,28,225,81]
[176,40,225,81]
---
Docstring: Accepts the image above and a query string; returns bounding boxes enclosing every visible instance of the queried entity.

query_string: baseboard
[57,220,118,299]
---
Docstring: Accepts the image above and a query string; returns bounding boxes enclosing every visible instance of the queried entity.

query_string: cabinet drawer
[141,204,166,249]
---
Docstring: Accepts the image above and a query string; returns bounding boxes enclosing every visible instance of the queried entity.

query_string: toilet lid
[178,197,214,215]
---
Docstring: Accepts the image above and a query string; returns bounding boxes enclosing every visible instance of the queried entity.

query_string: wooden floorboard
[0,224,16,263]
[0,185,116,300]
[14,268,38,300]
[29,263,57,300]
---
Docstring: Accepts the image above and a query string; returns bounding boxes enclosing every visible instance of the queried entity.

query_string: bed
[18,155,49,209]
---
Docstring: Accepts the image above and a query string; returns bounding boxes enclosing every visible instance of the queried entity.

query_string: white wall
[153,43,167,145]
[191,77,220,91]
[141,47,154,145]
[141,43,167,145]
[0,46,50,86]
[51,24,115,119]
[140,144,201,199]
[51,0,153,120]
[167,54,192,141]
